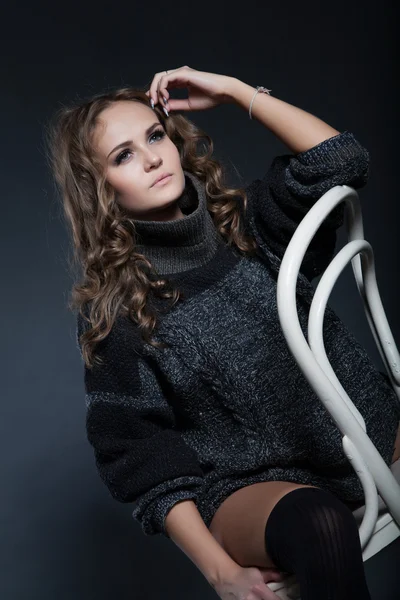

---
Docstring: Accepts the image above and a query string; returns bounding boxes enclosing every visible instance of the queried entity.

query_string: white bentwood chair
[267,185,400,599]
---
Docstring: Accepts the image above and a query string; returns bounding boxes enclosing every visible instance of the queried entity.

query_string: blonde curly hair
[45,86,258,369]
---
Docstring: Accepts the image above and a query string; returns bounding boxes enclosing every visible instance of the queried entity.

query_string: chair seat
[351,458,400,524]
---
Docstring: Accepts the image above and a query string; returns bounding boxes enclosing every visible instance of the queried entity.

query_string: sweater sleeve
[76,311,204,538]
[244,130,370,281]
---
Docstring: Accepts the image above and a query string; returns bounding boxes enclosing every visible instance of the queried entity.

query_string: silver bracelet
[249,86,272,119]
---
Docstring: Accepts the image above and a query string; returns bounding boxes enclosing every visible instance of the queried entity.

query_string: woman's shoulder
[76,301,144,358]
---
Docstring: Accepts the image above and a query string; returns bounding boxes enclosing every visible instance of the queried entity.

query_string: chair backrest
[275,184,400,553]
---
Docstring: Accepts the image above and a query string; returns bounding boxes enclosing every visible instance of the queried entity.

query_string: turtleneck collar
[131,170,223,275]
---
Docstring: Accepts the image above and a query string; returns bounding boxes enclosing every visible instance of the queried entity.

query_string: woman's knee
[209,480,318,569]
[264,486,361,573]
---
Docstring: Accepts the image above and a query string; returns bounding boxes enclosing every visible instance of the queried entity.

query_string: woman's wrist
[208,560,243,588]
[218,76,241,105]
[191,526,240,586]
[164,499,240,585]
[224,77,264,110]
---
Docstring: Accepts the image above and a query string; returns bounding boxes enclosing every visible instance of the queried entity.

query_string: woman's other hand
[212,564,285,599]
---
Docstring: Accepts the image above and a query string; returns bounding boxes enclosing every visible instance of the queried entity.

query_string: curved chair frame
[267,185,400,599]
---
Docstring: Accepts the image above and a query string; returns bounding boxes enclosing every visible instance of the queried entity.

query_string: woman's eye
[115,149,131,165]
[115,129,166,165]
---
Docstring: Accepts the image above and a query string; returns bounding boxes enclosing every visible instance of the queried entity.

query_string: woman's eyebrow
[107,122,161,158]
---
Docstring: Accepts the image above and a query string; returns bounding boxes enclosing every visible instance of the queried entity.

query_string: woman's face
[94,100,185,221]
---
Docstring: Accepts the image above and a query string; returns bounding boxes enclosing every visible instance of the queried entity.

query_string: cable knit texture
[77,130,400,538]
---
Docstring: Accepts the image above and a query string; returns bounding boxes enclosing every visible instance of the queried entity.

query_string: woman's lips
[153,174,173,187]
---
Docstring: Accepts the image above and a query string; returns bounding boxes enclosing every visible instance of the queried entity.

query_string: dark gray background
[1,1,399,598]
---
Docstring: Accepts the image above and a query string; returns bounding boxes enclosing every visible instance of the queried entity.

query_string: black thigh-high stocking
[264,487,372,600]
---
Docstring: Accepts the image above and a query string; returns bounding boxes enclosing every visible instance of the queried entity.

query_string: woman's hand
[145,65,235,113]
[212,564,285,600]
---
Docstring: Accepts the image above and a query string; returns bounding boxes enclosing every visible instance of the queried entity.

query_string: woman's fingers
[146,66,182,107]
[253,582,282,599]
[157,77,169,108]
[147,65,190,107]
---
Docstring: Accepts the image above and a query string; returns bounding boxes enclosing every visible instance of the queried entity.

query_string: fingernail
[150,98,154,109]
[162,106,169,117]
[163,96,167,105]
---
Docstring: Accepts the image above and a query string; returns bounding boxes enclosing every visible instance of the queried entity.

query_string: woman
[46,65,400,600]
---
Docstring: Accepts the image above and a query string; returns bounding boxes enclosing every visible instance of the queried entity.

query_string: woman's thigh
[209,480,319,569]
[209,421,400,570]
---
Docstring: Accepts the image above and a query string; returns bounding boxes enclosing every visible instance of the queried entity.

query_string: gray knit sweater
[77,131,400,538]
